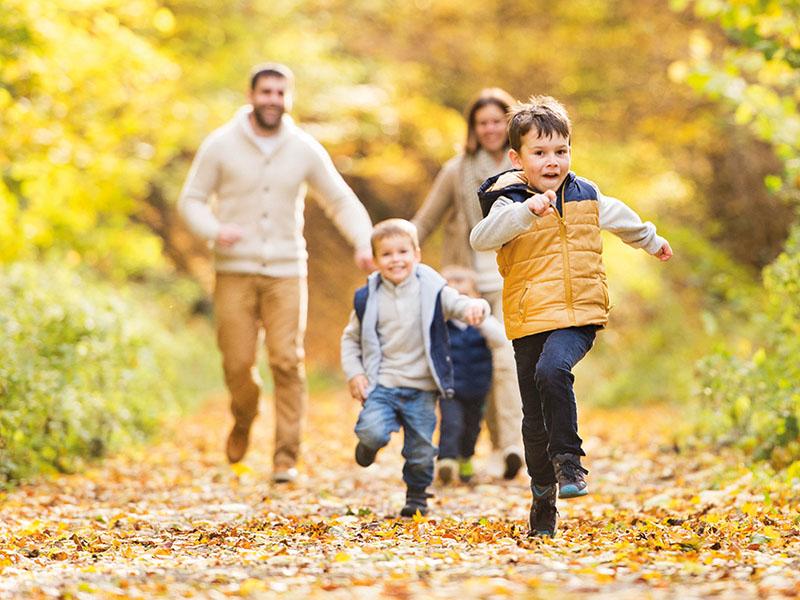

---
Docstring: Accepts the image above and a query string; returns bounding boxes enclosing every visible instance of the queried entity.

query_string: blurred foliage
[0,262,220,486]
[671,0,800,464]
[1,0,797,426]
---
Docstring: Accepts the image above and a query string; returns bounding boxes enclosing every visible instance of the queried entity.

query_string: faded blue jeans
[354,385,438,490]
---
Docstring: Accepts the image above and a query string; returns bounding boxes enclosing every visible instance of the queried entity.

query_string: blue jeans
[512,326,598,486]
[354,385,438,490]
[438,394,484,460]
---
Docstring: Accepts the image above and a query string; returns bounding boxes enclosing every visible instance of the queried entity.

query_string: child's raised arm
[470,196,549,252]
[597,189,672,260]
[440,286,490,325]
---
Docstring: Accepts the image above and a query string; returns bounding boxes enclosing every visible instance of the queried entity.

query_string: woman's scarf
[458,148,512,229]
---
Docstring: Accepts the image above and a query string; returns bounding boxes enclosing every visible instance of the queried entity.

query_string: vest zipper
[558,185,576,324]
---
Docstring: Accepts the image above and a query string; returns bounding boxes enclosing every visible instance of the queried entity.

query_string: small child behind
[436,266,508,485]
[341,219,490,517]
[470,96,673,537]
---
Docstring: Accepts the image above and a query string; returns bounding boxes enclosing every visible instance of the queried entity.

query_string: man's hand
[216,223,244,248]
[354,246,375,273]
[348,374,369,405]
[526,190,557,217]
[463,300,487,326]
[655,241,673,262]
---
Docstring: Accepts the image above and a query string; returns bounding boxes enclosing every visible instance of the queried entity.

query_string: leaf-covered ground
[1,391,799,599]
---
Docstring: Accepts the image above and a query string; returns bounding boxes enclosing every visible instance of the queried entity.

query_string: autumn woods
[1,0,799,597]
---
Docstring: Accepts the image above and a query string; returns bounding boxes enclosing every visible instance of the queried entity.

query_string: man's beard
[253,106,282,130]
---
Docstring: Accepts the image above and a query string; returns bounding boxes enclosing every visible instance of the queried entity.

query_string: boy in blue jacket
[437,266,508,485]
[341,219,489,516]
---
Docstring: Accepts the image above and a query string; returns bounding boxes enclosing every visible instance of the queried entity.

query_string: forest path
[1,391,798,599]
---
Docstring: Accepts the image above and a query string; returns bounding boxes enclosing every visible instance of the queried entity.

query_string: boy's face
[374,234,420,285]
[446,275,477,298]
[509,130,571,193]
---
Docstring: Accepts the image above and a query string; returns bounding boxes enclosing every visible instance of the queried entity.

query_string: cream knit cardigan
[179,107,372,277]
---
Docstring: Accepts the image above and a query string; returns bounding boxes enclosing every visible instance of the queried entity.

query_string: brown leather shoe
[225,423,251,463]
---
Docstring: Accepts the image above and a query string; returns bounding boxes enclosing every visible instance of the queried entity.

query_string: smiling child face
[374,234,420,285]
[509,129,571,193]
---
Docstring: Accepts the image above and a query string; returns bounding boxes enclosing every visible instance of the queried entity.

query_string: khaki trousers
[482,289,524,452]
[214,273,308,470]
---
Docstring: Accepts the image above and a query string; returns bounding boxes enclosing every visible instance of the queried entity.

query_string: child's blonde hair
[370,219,420,255]
[441,265,480,297]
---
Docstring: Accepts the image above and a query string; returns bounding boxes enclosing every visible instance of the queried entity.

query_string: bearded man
[179,63,373,482]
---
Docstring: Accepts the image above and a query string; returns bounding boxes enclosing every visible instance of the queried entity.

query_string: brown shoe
[225,423,251,463]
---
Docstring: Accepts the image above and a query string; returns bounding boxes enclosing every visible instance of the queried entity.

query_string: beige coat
[413,151,511,292]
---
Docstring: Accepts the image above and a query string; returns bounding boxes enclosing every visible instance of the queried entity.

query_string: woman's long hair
[464,87,516,156]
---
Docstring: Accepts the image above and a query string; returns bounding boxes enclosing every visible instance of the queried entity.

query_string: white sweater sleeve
[597,189,666,255]
[469,198,539,251]
[305,139,373,251]
[178,136,222,241]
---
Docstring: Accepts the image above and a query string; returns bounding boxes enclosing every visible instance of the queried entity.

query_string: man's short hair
[249,62,295,90]
[508,95,572,152]
[370,219,420,255]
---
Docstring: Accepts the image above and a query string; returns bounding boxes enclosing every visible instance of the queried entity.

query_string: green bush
[0,262,220,486]
[695,220,800,465]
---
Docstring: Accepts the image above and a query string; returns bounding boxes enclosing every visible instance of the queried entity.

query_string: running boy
[341,219,490,517]
[470,96,672,537]
[437,266,507,485]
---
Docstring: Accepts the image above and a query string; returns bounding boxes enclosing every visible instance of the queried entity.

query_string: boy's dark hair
[508,96,571,152]
[249,62,295,90]
[464,88,516,155]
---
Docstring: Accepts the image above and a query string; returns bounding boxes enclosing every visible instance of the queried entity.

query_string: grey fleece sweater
[341,266,490,393]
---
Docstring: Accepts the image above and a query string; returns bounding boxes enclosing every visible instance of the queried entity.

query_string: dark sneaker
[529,483,558,537]
[400,488,433,517]
[503,448,524,480]
[225,422,251,463]
[552,453,589,498]
[437,458,458,485]
[355,442,378,467]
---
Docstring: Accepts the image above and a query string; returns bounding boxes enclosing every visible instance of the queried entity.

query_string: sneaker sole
[558,485,588,498]
[529,529,555,538]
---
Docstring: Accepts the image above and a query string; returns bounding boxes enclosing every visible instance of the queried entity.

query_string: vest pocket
[518,282,531,317]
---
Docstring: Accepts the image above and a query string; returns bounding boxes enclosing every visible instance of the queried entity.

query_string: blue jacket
[353,264,455,398]
[447,321,493,401]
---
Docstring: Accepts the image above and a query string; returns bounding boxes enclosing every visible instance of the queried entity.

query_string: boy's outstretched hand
[526,190,557,217]
[463,300,487,326]
[655,241,673,262]
[348,374,369,405]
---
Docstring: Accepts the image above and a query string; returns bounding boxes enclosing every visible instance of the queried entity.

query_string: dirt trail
[1,392,798,599]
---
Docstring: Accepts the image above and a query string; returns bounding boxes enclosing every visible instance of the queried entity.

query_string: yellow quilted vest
[493,173,609,339]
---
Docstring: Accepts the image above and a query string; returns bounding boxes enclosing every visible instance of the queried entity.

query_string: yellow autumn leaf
[334,552,351,562]
[230,462,254,477]
[741,502,759,516]
[239,578,267,596]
